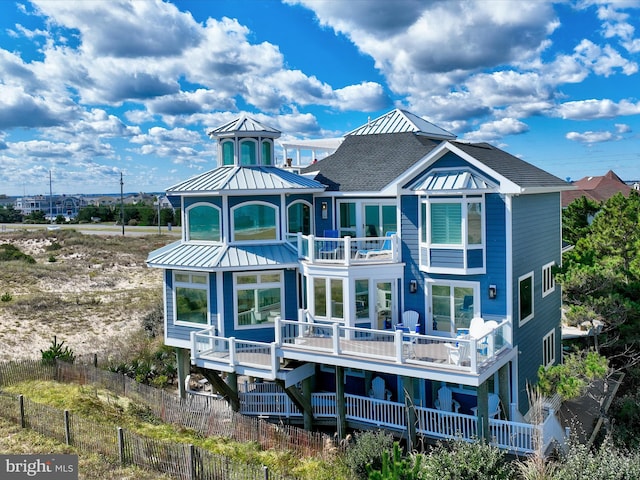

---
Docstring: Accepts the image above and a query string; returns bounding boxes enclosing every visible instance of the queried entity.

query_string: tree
[563,195,600,245]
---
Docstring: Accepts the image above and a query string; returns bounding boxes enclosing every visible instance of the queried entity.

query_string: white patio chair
[435,385,460,412]
[445,337,470,366]
[471,393,501,419]
[368,376,391,401]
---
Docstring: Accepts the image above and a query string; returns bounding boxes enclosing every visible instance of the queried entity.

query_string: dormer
[208,115,281,167]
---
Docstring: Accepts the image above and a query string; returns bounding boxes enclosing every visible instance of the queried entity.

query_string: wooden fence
[0,360,333,479]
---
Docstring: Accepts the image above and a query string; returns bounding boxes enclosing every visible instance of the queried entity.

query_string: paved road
[0,223,182,238]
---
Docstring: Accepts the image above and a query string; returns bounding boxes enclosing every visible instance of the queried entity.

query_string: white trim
[505,195,513,344]
[286,199,313,235]
[542,329,556,367]
[518,271,534,326]
[233,270,284,330]
[230,200,280,243]
[185,202,222,243]
[173,270,210,327]
[216,271,225,337]
[542,261,555,298]
[336,198,399,238]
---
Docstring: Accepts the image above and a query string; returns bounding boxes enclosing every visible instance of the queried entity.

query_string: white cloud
[462,118,529,143]
[556,98,640,119]
[615,123,632,133]
[565,130,617,143]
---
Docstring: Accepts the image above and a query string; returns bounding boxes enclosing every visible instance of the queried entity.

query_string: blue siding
[430,248,464,268]
[401,195,425,329]
[467,249,483,268]
[482,193,507,318]
[511,192,562,411]
[314,196,334,236]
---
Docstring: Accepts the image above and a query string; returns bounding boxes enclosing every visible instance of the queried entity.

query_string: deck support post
[498,363,510,420]
[402,377,417,450]
[477,381,489,441]
[335,366,346,439]
[199,369,240,412]
[176,347,190,399]
[275,379,314,431]
[302,376,313,431]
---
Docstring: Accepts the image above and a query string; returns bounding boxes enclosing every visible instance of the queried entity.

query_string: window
[287,201,311,235]
[518,272,534,324]
[429,281,478,335]
[339,202,356,237]
[232,202,277,241]
[221,140,235,166]
[312,277,344,320]
[355,279,369,319]
[261,140,273,166]
[543,329,556,367]
[187,204,221,241]
[235,272,282,328]
[174,272,208,325]
[430,203,462,244]
[542,262,555,297]
[422,197,483,246]
[239,140,257,165]
[337,201,397,238]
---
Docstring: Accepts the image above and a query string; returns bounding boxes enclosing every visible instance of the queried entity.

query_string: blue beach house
[147,109,570,453]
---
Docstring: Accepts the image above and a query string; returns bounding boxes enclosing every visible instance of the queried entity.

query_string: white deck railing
[275,317,511,375]
[296,233,400,265]
[236,385,550,454]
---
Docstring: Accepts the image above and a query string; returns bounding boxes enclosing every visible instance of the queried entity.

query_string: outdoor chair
[356,231,395,259]
[369,376,392,401]
[471,393,501,419]
[435,385,460,412]
[445,336,470,366]
[318,229,339,259]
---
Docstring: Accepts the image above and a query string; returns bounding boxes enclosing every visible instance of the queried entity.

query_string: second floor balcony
[292,232,401,266]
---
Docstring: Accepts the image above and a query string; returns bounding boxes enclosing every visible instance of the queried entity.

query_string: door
[375,280,395,329]
[428,282,478,336]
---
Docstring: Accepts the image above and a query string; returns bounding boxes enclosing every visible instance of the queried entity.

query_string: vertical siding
[511,192,562,412]
[314,196,334,235]
[483,193,507,318]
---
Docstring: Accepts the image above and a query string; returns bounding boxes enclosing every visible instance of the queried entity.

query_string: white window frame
[542,329,556,367]
[518,271,535,326]
[336,199,398,238]
[173,271,209,327]
[542,261,555,297]
[420,195,485,273]
[233,271,284,330]
[230,201,279,244]
[261,139,273,166]
[186,202,222,243]
[220,139,235,166]
[426,279,481,336]
[311,276,345,322]
[287,200,313,237]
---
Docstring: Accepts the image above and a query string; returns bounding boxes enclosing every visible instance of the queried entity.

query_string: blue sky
[1,0,640,196]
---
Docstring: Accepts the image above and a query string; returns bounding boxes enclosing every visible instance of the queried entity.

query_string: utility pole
[120,172,124,236]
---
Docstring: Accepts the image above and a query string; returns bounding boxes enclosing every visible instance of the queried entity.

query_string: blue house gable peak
[208,115,281,139]
[166,165,325,194]
[347,108,456,140]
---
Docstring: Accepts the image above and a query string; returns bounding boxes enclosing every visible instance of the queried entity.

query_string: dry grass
[0,229,167,362]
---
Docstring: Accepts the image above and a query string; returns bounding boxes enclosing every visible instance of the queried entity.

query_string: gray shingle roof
[302,132,441,192]
[450,142,569,189]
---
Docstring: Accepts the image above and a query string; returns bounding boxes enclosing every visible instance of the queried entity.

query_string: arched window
[221,140,235,166]
[239,140,257,166]
[287,201,311,235]
[187,204,221,241]
[261,140,273,166]
[232,202,277,241]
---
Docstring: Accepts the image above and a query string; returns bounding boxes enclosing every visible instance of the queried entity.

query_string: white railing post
[274,316,282,346]
[470,338,478,372]
[296,232,302,257]
[229,337,237,366]
[392,234,399,262]
[395,329,404,363]
[344,236,351,266]
[190,331,197,363]
[309,234,316,262]
[270,343,278,378]
[332,323,341,354]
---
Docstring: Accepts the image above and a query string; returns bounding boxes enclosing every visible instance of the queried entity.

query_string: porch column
[335,366,346,439]
[175,347,190,399]
[302,376,313,431]
[498,364,510,420]
[402,377,417,450]
[476,381,489,441]
[227,372,239,411]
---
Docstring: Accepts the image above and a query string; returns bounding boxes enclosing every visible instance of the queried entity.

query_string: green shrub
[41,336,76,365]
[48,255,57,262]
[419,439,512,480]
[0,244,35,263]
[367,442,421,480]
[344,430,394,479]
[1,292,12,302]
[45,241,62,251]
[538,351,608,400]
[555,438,640,479]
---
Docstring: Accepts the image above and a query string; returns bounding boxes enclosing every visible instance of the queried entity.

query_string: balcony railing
[294,233,400,265]
[236,383,563,455]
[275,317,511,375]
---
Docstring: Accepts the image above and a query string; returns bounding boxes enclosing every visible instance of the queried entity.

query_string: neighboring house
[15,194,87,220]
[147,109,571,454]
[562,170,632,207]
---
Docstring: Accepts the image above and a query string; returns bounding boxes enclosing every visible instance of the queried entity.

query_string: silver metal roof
[166,166,326,193]
[408,169,497,192]
[208,115,281,138]
[347,109,456,139]
[146,241,298,270]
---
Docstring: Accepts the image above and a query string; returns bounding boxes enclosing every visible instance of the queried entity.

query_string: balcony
[191,316,512,385]
[292,233,401,265]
